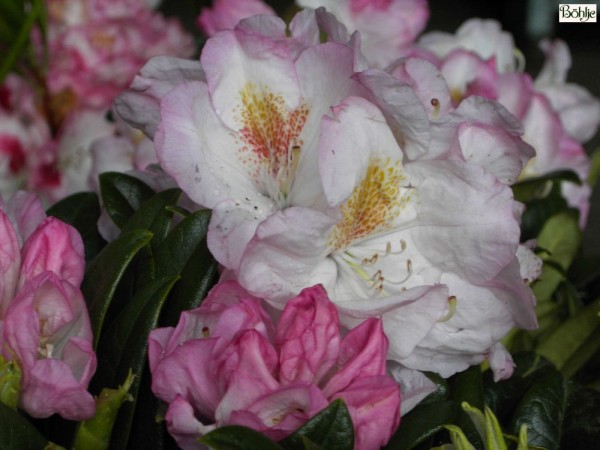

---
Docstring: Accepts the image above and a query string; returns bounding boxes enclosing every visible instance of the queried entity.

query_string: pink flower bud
[19,217,85,288]
[276,284,340,385]
[2,272,96,419]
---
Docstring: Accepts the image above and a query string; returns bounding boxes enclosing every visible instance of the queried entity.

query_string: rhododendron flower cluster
[118,9,539,386]
[0,192,96,419]
[149,281,400,450]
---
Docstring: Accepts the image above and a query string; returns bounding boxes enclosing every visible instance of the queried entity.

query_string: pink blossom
[198,0,276,37]
[1,272,96,419]
[297,0,429,67]
[0,193,94,420]
[149,282,400,449]
[417,19,598,226]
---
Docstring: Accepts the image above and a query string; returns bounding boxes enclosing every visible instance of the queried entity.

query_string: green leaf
[153,209,211,278]
[448,366,484,448]
[532,211,582,303]
[484,353,552,424]
[281,399,354,450]
[98,276,179,450]
[536,297,600,373]
[0,401,49,450]
[82,229,153,349]
[154,210,218,326]
[560,383,600,449]
[47,192,106,262]
[99,173,155,229]
[518,182,571,242]
[587,149,600,186]
[0,0,45,82]
[200,426,284,450]
[512,170,581,203]
[383,400,454,450]
[509,367,568,450]
[121,189,181,238]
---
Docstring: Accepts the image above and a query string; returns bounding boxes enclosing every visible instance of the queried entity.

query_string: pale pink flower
[1,272,96,419]
[0,75,52,197]
[418,19,598,226]
[535,39,600,143]
[46,13,194,111]
[119,11,537,381]
[297,0,429,68]
[149,282,400,450]
[0,193,94,420]
[198,0,276,37]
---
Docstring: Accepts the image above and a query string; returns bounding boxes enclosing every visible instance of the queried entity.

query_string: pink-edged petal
[332,375,401,450]
[236,206,338,305]
[497,72,534,121]
[19,217,85,288]
[4,191,46,243]
[155,80,259,208]
[197,0,275,37]
[115,56,205,139]
[207,198,274,270]
[335,284,450,362]
[228,383,329,441]
[457,121,532,185]
[388,363,436,414]
[291,42,360,208]
[276,285,340,385]
[536,39,570,85]
[201,19,300,130]
[356,70,431,160]
[406,160,520,283]
[488,342,515,381]
[319,95,406,206]
[165,395,216,450]
[440,49,498,103]
[323,318,387,397]
[0,210,20,315]
[150,337,222,419]
[214,330,279,422]
[20,358,96,419]
[388,57,453,119]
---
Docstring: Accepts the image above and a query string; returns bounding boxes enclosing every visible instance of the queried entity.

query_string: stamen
[438,296,457,322]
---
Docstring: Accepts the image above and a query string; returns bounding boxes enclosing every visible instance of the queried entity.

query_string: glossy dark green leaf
[100,276,179,450]
[47,192,107,262]
[560,383,600,449]
[121,188,181,246]
[448,366,484,448]
[99,173,155,229]
[155,210,219,326]
[519,195,572,242]
[383,400,454,450]
[281,399,354,450]
[200,426,284,450]
[82,229,153,349]
[509,367,567,450]
[153,209,211,278]
[484,353,552,424]
[0,401,48,450]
